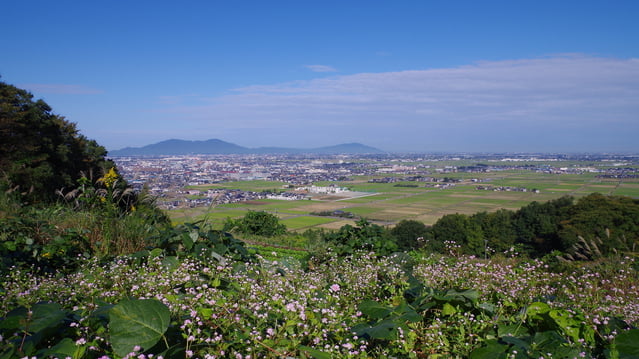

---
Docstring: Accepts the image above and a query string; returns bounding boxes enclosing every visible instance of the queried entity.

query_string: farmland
[167,165,639,231]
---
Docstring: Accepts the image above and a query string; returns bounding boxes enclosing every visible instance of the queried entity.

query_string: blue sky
[2,1,638,153]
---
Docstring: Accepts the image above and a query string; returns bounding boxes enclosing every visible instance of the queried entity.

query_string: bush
[223,210,287,237]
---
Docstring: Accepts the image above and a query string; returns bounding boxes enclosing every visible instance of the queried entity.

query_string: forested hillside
[0,80,115,203]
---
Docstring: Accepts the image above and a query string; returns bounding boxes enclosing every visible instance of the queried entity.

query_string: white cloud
[304,64,338,73]
[157,55,639,152]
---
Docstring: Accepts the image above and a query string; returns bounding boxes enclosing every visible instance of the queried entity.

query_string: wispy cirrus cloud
[304,64,338,73]
[156,55,639,152]
[19,83,103,95]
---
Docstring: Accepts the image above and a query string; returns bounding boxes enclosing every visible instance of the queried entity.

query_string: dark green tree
[223,210,287,237]
[0,80,112,202]
[390,219,428,251]
[512,196,573,256]
[558,193,639,256]
[472,209,516,253]
[430,213,484,255]
[322,219,397,256]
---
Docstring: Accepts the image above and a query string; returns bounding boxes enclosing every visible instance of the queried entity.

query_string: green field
[169,171,639,228]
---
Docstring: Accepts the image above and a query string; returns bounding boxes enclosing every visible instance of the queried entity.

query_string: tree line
[225,192,639,261]
[411,193,639,258]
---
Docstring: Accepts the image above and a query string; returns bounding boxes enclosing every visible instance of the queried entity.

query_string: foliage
[0,189,171,273]
[223,210,287,237]
[0,206,92,274]
[320,218,398,257]
[0,80,113,203]
[427,194,639,259]
[0,298,175,359]
[429,213,484,255]
[469,301,638,358]
[559,193,639,256]
[390,219,428,251]
[0,251,638,357]
[109,299,171,356]
[145,221,256,264]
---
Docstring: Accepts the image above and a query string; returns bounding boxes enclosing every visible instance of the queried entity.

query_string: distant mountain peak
[109,139,384,156]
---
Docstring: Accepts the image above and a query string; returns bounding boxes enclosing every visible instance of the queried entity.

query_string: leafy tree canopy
[223,210,287,237]
[391,219,428,251]
[427,194,639,259]
[0,80,113,203]
[322,218,398,256]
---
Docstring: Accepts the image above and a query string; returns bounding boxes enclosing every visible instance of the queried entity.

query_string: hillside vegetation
[1,80,638,358]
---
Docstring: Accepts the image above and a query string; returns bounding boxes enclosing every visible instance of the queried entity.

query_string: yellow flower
[100,167,119,189]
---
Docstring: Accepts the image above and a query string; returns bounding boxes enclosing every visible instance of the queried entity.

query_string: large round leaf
[109,298,170,356]
[615,329,639,358]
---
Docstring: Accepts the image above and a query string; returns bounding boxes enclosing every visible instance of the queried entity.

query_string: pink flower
[329,284,340,292]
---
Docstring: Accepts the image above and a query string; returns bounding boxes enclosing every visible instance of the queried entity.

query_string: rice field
[169,170,639,227]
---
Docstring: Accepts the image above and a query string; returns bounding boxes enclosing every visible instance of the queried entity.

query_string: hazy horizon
[109,137,639,155]
[2,1,638,153]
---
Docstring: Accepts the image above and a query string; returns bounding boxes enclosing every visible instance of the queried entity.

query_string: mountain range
[108,139,385,156]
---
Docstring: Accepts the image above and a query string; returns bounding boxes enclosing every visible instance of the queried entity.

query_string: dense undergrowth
[1,248,638,358]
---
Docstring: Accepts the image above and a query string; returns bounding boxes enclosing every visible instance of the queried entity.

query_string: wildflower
[329,284,340,292]
[101,167,119,189]
[75,338,87,345]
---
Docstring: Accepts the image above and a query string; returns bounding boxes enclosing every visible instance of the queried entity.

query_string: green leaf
[615,329,639,358]
[149,248,163,258]
[397,308,422,323]
[185,230,198,250]
[161,256,179,271]
[37,337,77,358]
[497,323,530,337]
[359,300,393,319]
[478,302,496,315]
[299,345,332,359]
[531,330,566,350]
[447,288,479,302]
[5,241,16,251]
[469,339,508,359]
[29,302,67,333]
[526,302,550,320]
[198,307,213,319]
[502,335,531,351]
[364,320,399,340]
[0,307,27,330]
[109,298,170,357]
[442,302,457,316]
[548,309,580,342]
[1,303,67,334]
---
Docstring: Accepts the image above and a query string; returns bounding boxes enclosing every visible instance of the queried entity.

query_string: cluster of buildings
[475,185,540,193]
[111,153,637,209]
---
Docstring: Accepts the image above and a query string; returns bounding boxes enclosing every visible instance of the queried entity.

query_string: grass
[280,215,337,230]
